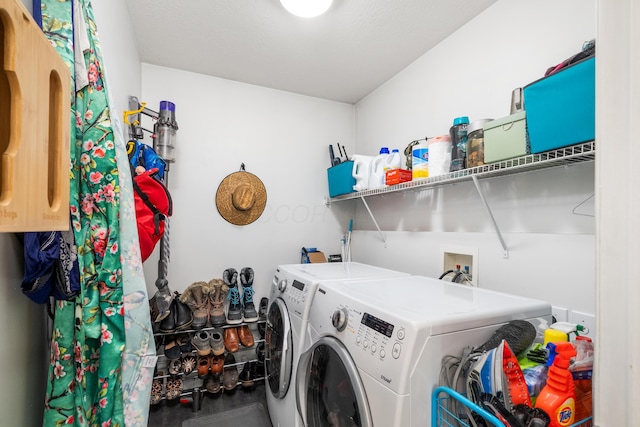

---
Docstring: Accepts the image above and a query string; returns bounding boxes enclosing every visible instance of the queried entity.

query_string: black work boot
[239,267,258,322]
[223,268,243,325]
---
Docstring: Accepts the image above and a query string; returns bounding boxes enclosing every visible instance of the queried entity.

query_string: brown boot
[224,327,239,353]
[208,278,228,327]
[179,281,209,329]
[238,325,255,348]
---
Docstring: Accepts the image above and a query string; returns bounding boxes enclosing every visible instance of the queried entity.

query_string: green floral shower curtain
[38,1,153,426]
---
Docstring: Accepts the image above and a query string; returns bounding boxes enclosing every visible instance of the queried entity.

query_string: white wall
[139,64,355,301]
[92,0,142,116]
[351,0,597,327]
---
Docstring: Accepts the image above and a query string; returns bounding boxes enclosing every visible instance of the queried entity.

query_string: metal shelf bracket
[360,196,387,247]
[472,175,509,259]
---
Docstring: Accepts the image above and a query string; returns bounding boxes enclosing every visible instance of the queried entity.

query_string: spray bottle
[535,342,577,427]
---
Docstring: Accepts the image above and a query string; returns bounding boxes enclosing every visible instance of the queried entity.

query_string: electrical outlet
[569,310,596,339]
[552,306,569,322]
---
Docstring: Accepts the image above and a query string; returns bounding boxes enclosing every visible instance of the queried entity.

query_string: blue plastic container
[327,160,355,197]
[523,56,595,153]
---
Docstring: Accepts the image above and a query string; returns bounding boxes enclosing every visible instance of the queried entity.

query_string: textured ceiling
[125,0,497,104]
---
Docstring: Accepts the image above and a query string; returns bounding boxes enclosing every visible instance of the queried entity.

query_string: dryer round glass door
[266,298,293,398]
[296,336,373,427]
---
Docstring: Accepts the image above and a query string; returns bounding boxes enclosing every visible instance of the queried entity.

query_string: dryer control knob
[277,279,288,292]
[331,308,348,332]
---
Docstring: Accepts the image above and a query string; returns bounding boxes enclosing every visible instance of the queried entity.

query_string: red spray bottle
[534,342,577,427]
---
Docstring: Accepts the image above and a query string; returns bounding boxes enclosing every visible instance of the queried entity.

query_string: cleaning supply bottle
[384,149,402,172]
[351,155,373,191]
[412,140,429,180]
[535,342,577,427]
[368,147,390,189]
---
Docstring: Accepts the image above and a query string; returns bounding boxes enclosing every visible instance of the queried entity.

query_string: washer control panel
[272,273,312,318]
[309,285,417,395]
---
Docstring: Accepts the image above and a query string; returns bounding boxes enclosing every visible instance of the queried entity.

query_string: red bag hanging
[132,168,172,261]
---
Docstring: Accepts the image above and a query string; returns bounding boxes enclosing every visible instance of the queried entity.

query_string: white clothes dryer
[295,275,552,427]
[265,263,409,427]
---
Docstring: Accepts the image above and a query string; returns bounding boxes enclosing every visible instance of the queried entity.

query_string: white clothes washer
[265,263,410,427]
[295,275,552,427]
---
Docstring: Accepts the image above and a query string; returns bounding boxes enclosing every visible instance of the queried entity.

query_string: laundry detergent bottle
[368,147,390,189]
[351,155,373,191]
[535,342,577,427]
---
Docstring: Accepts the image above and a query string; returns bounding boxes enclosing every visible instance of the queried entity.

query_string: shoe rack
[151,321,267,412]
[0,0,71,232]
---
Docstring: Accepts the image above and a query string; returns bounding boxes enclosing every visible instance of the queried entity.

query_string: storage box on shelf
[523,56,595,154]
[484,111,528,163]
[327,160,356,197]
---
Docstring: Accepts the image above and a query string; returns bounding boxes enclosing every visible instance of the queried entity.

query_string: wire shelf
[432,386,593,427]
[330,141,595,202]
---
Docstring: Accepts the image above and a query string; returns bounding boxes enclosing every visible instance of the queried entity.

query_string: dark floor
[148,381,270,427]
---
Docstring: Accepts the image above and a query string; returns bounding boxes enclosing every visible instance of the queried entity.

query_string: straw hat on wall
[215,165,267,225]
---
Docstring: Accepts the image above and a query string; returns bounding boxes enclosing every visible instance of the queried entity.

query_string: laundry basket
[432,386,593,427]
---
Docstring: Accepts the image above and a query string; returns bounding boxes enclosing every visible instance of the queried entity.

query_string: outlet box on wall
[552,306,569,323]
[440,245,479,286]
[569,310,596,339]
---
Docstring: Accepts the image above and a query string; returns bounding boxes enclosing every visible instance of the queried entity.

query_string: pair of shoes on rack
[159,292,194,333]
[151,371,183,403]
[223,267,259,324]
[200,353,225,394]
[197,353,224,379]
[166,375,183,401]
[191,329,225,356]
[223,325,254,353]
[180,280,229,328]
[164,333,197,375]
[164,333,193,359]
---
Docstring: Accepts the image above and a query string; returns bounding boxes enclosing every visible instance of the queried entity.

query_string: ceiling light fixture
[280,0,333,18]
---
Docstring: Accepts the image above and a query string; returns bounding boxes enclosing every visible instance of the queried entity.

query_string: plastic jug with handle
[384,149,402,172]
[351,155,373,192]
[368,147,390,189]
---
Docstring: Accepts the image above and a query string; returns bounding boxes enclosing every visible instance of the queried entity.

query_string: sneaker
[239,267,258,322]
[223,353,239,391]
[223,268,243,325]
[207,278,228,327]
[191,330,212,356]
[210,328,225,356]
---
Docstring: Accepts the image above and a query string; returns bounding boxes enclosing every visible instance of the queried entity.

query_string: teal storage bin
[484,111,528,163]
[523,56,595,153]
[327,160,355,197]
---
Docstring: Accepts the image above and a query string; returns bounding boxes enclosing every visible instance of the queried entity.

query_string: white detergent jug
[368,147,390,189]
[384,149,402,172]
[351,155,373,191]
